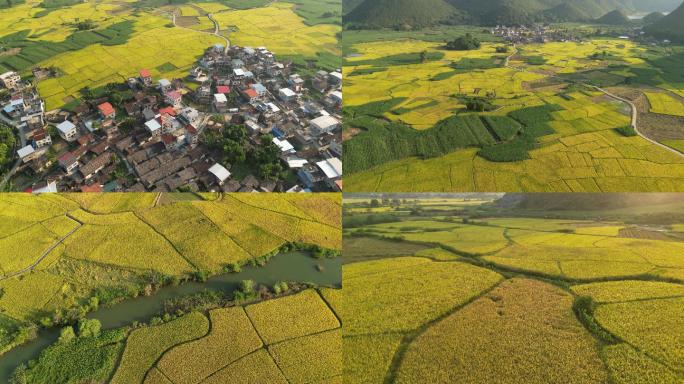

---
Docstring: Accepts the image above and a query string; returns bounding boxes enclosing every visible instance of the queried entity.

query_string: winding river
[0,251,341,382]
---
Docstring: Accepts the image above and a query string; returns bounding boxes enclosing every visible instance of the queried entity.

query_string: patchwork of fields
[0,0,341,110]
[16,289,342,384]
[342,198,684,383]
[0,193,341,356]
[344,36,684,192]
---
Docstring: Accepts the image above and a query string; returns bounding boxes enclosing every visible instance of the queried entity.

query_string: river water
[0,251,341,382]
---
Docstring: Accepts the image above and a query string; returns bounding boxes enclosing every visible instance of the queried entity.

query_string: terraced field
[14,289,341,384]
[0,193,341,357]
[0,0,341,110]
[344,36,684,192]
[341,197,684,383]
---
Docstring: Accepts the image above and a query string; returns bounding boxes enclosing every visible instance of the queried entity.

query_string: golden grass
[396,278,607,384]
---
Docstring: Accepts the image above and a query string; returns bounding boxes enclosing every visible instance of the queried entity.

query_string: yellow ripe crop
[396,279,607,384]
[645,92,684,117]
[202,349,287,384]
[111,312,210,384]
[602,344,681,384]
[269,329,342,383]
[572,281,684,303]
[0,272,66,320]
[342,257,502,335]
[245,290,340,344]
[157,307,263,383]
[594,297,684,372]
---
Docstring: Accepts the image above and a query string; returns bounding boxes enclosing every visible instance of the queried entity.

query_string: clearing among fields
[344,36,684,192]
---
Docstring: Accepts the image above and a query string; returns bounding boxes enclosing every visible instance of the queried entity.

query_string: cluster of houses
[1,43,343,193]
[491,25,582,43]
[1,71,58,193]
[187,44,343,192]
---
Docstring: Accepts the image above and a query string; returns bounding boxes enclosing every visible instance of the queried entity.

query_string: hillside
[596,9,631,24]
[642,11,666,24]
[496,193,684,213]
[646,1,684,42]
[344,0,456,28]
[542,2,590,22]
[342,0,365,14]
[343,0,684,27]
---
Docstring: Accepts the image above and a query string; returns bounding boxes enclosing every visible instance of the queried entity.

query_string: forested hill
[646,1,684,42]
[342,0,683,27]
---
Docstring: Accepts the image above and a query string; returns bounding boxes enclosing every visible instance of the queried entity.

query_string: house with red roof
[98,102,116,119]
[216,85,230,94]
[158,106,177,116]
[242,88,259,101]
[139,69,152,86]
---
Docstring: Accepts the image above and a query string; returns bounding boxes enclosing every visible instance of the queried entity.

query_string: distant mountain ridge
[342,0,683,27]
[646,1,684,42]
[596,9,631,24]
[496,193,684,212]
[344,0,456,28]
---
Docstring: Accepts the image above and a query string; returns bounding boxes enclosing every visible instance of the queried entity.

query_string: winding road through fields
[505,44,684,157]
[172,12,230,53]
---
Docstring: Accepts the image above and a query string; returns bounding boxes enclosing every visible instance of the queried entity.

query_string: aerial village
[0,44,343,193]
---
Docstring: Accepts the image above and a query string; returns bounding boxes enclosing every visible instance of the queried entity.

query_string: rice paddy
[0,193,341,360]
[341,195,684,383]
[128,290,339,384]
[0,0,340,110]
[344,35,684,192]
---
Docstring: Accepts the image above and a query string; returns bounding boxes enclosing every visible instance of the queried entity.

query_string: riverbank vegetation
[11,287,341,384]
[0,193,341,359]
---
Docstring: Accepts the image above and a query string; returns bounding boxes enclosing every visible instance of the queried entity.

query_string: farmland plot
[344,36,684,192]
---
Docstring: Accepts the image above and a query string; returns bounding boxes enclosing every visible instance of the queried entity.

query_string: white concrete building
[56,120,78,141]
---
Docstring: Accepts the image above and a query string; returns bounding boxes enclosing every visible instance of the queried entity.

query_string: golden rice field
[397,279,607,384]
[344,38,684,192]
[211,3,340,57]
[0,0,340,110]
[342,207,684,383]
[127,289,341,384]
[0,193,341,324]
[645,92,684,117]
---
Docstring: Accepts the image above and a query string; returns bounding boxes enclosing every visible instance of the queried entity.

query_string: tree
[240,280,255,294]
[58,326,76,343]
[223,140,246,164]
[77,318,101,338]
[370,199,380,208]
[446,33,481,51]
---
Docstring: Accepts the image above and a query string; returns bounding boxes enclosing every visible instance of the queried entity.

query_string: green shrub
[615,125,637,137]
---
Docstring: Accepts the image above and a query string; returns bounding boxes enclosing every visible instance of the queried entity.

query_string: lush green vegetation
[0,21,134,73]
[446,33,481,51]
[11,324,126,384]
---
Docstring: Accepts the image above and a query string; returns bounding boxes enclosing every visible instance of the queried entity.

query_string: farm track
[506,44,684,157]
[0,223,82,281]
[172,11,230,53]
